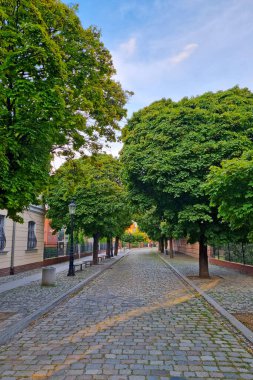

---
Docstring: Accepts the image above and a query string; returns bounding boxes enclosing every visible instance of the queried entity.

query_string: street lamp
[67,200,76,276]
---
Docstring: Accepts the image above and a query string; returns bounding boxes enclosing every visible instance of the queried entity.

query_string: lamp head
[68,200,76,215]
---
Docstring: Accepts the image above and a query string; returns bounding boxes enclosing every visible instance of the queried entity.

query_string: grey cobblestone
[163,252,253,315]
[0,249,252,379]
[0,256,119,336]
[0,266,43,285]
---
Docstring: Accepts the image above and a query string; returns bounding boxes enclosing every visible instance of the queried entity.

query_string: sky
[60,0,253,157]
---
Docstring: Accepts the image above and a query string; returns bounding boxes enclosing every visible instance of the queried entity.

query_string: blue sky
[60,0,253,157]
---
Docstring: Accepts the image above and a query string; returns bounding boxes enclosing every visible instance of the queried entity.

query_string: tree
[111,207,133,255]
[205,150,253,242]
[0,0,130,220]
[122,87,253,277]
[134,206,165,251]
[121,232,135,248]
[45,154,132,264]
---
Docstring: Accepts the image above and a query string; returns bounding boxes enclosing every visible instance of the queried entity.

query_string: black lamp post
[67,200,76,276]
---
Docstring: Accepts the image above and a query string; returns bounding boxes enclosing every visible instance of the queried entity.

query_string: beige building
[0,205,45,275]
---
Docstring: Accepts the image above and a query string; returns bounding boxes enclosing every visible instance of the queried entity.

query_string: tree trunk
[106,237,111,258]
[158,239,162,252]
[160,237,165,254]
[169,237,174,258]
[93,232,100,265]
[199,234,209,278]
[164,238,168,250]
[110,238,114,257]
[114,236,119,256]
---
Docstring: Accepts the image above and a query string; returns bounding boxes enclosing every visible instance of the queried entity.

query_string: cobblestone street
[0,249,253,380]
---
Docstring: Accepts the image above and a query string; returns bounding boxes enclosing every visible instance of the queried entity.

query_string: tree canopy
[45,154,132,263]
[0,0,130,220]
[205,150,253,242]
[121,87,253,277]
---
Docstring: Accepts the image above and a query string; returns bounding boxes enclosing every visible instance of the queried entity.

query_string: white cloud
[112,38,199,91]
[119,37,137,58]
[169,43,199,65]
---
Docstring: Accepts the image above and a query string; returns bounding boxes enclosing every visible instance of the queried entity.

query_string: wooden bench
[73,262,84,271]
[83,260,93,268]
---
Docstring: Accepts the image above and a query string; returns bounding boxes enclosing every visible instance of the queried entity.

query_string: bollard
[41,266,56,286]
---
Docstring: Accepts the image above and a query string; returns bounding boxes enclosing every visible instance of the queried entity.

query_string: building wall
[0,206,44,272]
[44,218,58,246]
[173,239,212,257]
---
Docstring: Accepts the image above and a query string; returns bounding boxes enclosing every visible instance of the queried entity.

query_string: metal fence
[79,242,93,254]
[212,243,253,265]
[44,242,78,259]
[44,241,107,260]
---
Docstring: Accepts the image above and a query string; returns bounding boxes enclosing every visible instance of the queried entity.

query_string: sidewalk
[0,252,108,294]
[0,252,126,345]
[161,252,253,332]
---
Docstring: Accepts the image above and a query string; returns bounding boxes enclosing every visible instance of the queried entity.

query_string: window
[27,221,37,249]
[0,215,6,251]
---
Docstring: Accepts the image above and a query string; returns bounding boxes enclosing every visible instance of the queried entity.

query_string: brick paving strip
[0,249,253,379]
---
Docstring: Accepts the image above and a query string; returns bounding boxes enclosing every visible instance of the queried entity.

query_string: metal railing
[212,243,253,265]
[44,241,107,260]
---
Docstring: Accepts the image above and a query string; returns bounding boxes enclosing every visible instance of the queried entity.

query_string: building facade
[0,205,45,276]
[44,218,58,246]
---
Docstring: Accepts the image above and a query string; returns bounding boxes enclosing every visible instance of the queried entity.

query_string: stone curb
[0,255,125,346]
[159,255,253,345]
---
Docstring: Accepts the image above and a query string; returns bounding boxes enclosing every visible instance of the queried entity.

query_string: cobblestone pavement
[0,268,44,285]
[0,253,109,286]
[0,256,120,336]
[162,253,253,315]
[0,250,253,380]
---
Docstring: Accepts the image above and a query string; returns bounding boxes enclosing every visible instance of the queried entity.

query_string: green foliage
[122,87,253,252]
[135,206,163,241]
[121,232,135,244]
[45,154,132,239]
[122,231,148,244]
[205,150,253,241]
[0,0,129,220]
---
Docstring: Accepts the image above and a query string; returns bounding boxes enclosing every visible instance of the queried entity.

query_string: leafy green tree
[45,154,132,263]
[112,208,133,255]
[135,206,164,250]
[122,87,253,277]
[205,150,253,241]
[121,230,147,247]
[0,0,129,220]
[160,217,175,256]
[121,232,135,248]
